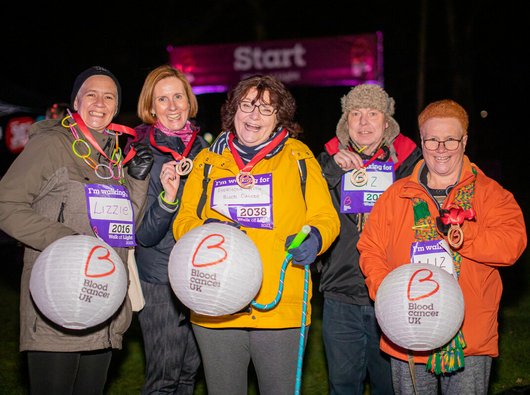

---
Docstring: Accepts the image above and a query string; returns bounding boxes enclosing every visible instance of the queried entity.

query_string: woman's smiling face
[152,76,190,131]
[421,116,467,186]
[234,88,277,147]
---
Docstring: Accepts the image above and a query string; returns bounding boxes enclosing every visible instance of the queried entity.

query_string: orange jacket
[358,156,527,363]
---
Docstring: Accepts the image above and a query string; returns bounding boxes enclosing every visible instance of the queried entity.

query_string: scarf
[412,175,475,375]
[155,120,195,144]
[209,128,289,163]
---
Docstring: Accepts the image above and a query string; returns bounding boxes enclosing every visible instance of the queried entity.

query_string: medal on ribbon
[235,172,256,189]
[228,129,288,190]
[350,168,369,186]
[149,127,197,176]
[349,146,386,187]
[176,157,193,175]
[440,207,476,249]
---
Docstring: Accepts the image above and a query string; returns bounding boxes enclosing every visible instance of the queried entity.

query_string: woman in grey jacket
[0,66,152,395]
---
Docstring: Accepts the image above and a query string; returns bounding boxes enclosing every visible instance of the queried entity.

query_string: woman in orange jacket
[358,99,527,394]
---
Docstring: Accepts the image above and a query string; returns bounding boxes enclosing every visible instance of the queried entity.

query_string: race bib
[410,239,455,278]
[211,173,273,229]
[85,184,136,247]
[340,160,394,213]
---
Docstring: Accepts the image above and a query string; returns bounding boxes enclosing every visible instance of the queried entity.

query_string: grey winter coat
[0,119,149,352]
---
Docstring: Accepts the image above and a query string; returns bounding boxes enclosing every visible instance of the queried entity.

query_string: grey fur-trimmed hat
[335,84,400,148]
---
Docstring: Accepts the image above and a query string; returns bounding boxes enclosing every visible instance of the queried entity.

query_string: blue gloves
[285,226,322,266]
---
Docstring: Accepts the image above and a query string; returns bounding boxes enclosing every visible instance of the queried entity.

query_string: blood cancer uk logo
[191,233,228,268]
[407,267,440,301]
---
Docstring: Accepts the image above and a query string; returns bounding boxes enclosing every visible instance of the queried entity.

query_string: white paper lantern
[169,223,263,316]
[375,263,464,351]
[29,235,127,330]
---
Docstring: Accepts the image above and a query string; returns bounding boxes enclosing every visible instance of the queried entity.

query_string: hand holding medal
[160,160,181,202]
[149,127,197,176]
[348,146,386,187]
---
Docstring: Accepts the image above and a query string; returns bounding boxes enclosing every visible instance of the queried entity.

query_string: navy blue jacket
[131,122,209,284]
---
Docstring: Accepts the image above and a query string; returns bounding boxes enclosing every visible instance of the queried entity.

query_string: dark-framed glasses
[239,101,276,116]
[422,137,463,151]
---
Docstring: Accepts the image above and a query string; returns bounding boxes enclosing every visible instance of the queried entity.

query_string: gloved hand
[127,143,154,180]
[285,226,322,266]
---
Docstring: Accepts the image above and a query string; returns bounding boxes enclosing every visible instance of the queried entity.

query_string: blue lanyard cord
[294,266,310,395]
[251,226,310,310]
[249,225,311,395]
[251,257,289,310]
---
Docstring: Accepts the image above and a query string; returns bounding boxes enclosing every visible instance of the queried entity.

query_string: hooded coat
[0,119,149,352]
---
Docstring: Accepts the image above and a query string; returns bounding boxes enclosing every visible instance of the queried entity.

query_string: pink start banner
[167,33,383,94]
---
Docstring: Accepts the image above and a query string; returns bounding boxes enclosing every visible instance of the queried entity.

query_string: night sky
[1,0,528,201]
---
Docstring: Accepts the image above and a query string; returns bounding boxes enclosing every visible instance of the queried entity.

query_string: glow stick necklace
[63,111,136,183]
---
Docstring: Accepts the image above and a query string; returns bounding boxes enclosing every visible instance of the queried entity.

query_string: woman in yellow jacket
[358,99,527,394]
[172,75,339,395]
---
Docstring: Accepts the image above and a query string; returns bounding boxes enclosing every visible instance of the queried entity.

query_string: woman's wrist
[159,191,179,206]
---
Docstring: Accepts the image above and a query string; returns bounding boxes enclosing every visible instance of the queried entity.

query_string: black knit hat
[70,66,121,114]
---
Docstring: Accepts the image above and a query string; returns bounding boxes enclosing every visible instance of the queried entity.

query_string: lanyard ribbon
[149,126,197,161]
[228,128,288,172]
[355,145,387,168]
[348,145,387,187]
[71,113,137,165]
[440,207,476,226]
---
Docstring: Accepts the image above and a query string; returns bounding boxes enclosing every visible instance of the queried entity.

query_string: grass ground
[0,235,529,394]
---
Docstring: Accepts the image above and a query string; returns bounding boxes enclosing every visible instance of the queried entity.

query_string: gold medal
[350,168,368,187]
[440,207,475,250]
[176,157,193,175]
[236,172,255,189]
[447,224,464,249]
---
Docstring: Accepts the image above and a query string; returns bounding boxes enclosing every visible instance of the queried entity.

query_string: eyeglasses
[422,138,463,151]
[239,101,276,116]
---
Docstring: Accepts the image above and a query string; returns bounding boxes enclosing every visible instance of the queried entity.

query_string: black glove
[127,143,154,180]
[285,226,322,266]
